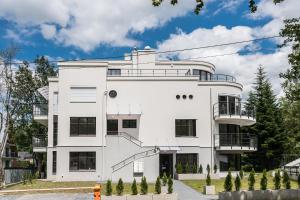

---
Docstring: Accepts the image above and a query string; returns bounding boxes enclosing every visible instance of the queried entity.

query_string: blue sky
[0,0,299,95]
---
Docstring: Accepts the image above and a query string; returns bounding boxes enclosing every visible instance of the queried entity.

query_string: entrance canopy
[159,146,181,152]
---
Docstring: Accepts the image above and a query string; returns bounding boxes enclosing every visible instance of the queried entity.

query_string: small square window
[122,119,137,128]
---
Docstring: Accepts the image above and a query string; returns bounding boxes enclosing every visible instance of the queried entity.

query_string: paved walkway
[173,180,218,200]
[0,193,93,200]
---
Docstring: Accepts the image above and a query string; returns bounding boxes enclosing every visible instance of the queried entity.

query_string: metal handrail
[33,104,48,116]
[283,166,300,176]
[112,147,159,172]
[213,101,256,119]
[107,132,142,146]
[215,133,257,149]
[32,134,47,148]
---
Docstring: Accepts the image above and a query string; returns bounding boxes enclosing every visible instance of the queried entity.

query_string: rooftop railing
[215,133,257,149]
[33,104,48,116]
[214,101,256,119]
[32,135,47,148]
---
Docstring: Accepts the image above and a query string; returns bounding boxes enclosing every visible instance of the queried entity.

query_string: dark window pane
[69,152,96,171]
[176,153,198,170]
[175,119,196,137]
[70,117,96,136]
[52,151,57,174]
[107,120,118,135]
[122,119,137,128]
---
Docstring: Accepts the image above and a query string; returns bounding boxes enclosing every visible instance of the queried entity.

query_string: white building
[32,47,257,182]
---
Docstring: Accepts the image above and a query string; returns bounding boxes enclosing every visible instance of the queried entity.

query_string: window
[107,69,121,76]
[52,151,57,174]
[176,154,197,169]
[175,119,196,137]
[219,124,240,134]
[70,87,96,103]
[70,117,96,136]
[69,152,96,171]
[220,154,241,171]
[122,119,137,128]
[107,119,118,135]
[53,115,58,146]
[192,69,212,81]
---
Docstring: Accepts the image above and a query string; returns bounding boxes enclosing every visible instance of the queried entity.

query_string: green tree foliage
[235,175,241,191]
[155,176,161,194]
[248,168,255,190]
[162,172,168,186]
[260,169,268,190]
[283,171,291,189]
[224,170,233,192]
[34,56,57,87]
[176,162,183,174]
[199,164,203,174]
[274,170,281,190]
[213,164,217,174]
[131,179,138,195]
[116,178,124,195]
[239,169,244,179]
[206,164,210,174]
[192,163,198,174]
[206,174,211,186]
[168,175,173,194]
[106,179,112,196]
[184,162,190,173]
[140,176,148,195]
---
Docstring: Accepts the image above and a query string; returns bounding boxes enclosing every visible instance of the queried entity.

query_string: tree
[206,174,211,186]
[131,179,138,195]
[155,176,161,194]
[162,172,168,186]
[106,179,112,196]
[239,169,244,179]
[168,175,173,194]
[235,175,241,191]
[206,164,210,175]
[283,171,291,189]
[116,178,124,195]
[260,169,268,190]
[34,56,57,87]
[192,163,198,173]
[274,170,281,190]
[151,0,284,15]
[199,164,203,174]
[176,162,183,174]
[185,162,190,174]
[140,176,148,195]
[224,170,233,192]
[213,164,217,174]
[248,168,255,190]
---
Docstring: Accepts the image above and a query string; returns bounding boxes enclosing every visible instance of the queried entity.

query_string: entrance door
[159,154,173,177]
[107,119,118,135]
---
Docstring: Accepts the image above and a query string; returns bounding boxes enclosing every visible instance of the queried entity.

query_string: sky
[0,0,299,98]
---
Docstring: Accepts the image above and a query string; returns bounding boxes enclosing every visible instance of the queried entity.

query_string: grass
[182,172,299,193]
[3,180,155,195]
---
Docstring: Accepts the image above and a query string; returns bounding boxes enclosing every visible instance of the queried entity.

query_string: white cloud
[40,24,56,39]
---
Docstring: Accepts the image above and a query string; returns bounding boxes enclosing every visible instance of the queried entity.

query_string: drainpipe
[210,88,213,170]
[102,90,108,181]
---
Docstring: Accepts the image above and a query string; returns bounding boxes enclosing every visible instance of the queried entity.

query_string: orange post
[94,183,101,200]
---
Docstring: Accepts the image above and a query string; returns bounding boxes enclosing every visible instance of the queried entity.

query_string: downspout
[102,89,108,181]
[210,88,213,169]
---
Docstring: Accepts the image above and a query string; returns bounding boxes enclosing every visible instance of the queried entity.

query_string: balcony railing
[33,104,48,116]
[215,133,257,149]
[32,135,47,148]
[214,101,255,119]
[210,74,236,82]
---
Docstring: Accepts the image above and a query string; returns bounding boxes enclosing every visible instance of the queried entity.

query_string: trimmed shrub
[224,170,233,192]
[176,162,183,174]
[213,164,217,174]
[248,168,255,191]
[260,169,268,190]
[116,178,124,195]
[239,169,244,179]
[273,170,281,190]
[206,174,211,186]
[283,170,291,189]
[199,164,203,174]
[185,163,190,174]
[131,179,138,195]
[298,174,300,188]
[106,179,112,196]
[192,163,198,174]
[140,176,148,195]
[168,175,173,194]
[206,164,210,174]
[162,172,168,186]
[155,176,161,194]
[234,175,241,191]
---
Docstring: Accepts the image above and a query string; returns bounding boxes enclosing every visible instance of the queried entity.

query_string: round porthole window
[176,95,180,99]
[189,95,193,99]
[109,90,117,98]
[182,95,187,99]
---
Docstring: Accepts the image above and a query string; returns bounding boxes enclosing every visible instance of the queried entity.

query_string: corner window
[70,117,96,136]
[175,119,196,137]
[69,152,96,171]
[122,119,137,128]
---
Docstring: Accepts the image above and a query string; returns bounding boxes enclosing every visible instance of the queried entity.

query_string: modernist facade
[32,47,257,182]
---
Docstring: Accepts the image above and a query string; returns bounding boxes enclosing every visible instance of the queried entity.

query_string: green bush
[274,170,281,190]
[298,174,300,188]
[213,164,217,174]
[140,176,148,195]
[185,163,190,174]
[242,164,253,172]
[224,170,233,191]
[234,175,241,191]
[260,169,268,190]
[239,169,244,179]
[248,168,255,191]
[206,174,211,186]
[155,176,161,194]
[131,179,138,195]
[116,178,124,195]
[206,164,210,174]
[176,162,183,174]
[162,172,168,186]
[106,179,112,196]
[168,175,173,194]
[199,164,203,174]
[192,163,198,174]
[283,171,291,189]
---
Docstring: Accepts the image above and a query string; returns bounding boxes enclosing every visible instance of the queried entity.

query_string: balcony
[33,104,48,126]
[213,101,256,126]
[215,133,257,152]
[32,135,47,152]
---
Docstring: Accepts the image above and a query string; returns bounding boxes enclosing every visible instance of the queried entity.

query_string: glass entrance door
[107,119,118,135]
[159,154,173,177]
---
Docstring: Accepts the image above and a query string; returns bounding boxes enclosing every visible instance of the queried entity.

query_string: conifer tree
[235,175,241,191]
[199,164,203,174]
[206,164,210,175]
[140,176,148,195]
[248,168,255,190]
[224,170,233,191]
[274,170,281,190]
[260,169,268,190]
[116,178,124,195]
[283,171,291,189]
[131,179,138,195]
[106,180,112,196]
[168,175,173,194]
[162,172,168,186]
[155,176,161,194]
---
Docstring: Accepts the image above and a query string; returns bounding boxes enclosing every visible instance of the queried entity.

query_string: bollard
[94,183,101,200]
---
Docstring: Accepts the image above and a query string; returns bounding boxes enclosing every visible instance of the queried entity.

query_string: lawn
[182,172,299,193]
[3,180,155,194]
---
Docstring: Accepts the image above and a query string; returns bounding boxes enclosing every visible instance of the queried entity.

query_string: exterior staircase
[115,132,142,146]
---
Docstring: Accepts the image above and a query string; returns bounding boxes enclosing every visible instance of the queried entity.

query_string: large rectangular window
[52,151,57,174]
[122,119,137,128]
[69,152,96,171]
[53,115,58,146]
[175,119,196,137]
[70,117,96,136]
[176,154,198,169]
